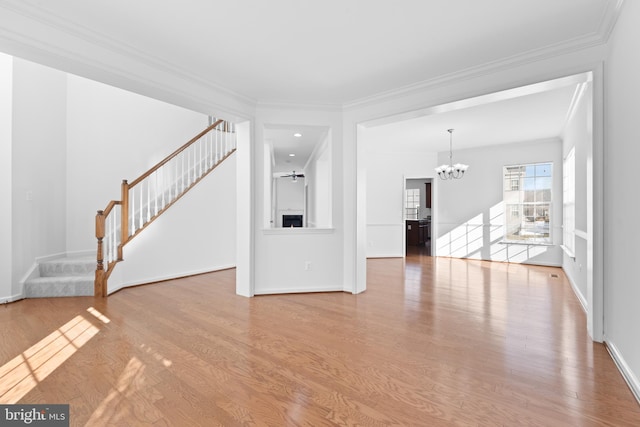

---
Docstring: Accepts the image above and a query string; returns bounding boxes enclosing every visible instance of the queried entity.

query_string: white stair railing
[95,119,236,296]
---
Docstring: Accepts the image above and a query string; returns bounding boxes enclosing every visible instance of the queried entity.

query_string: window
[563,148,575,256]
[503,162,552,244]
[405,188,420,219]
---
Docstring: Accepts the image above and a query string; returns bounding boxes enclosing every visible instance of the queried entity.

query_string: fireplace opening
[283,214,303,227]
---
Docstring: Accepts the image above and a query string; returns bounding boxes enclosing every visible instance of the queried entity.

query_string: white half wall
[436,139,563,266]
[603,0,640,402]
[108,154,237,293]
[254,106,344,294]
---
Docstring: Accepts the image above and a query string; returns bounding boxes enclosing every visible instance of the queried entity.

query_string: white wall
[363,124,439,258]
[562,83,591,308]
[0,52,12,302]
[0,59,238,301]
[436,139,563,266]
[305,132,331,228]
[349,40,606,294]
[275,176,305,227]
[254,106,344,294]
[11,58,68,295]
[66,74,209,252]
[108,155,237,293]
[603,0,640,400]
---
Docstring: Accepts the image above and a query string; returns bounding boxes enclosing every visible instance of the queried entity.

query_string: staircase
[19,119,236,299]
[24,256,94,298]
[94,118,236,297]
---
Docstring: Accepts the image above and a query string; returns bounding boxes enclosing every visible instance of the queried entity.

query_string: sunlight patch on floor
[0,314,101,403]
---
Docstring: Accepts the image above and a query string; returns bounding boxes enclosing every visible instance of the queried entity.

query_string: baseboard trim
[107,264,236,295]
[35,251,68,263]
[367,254,403,259]
[563,267,588,313]
[66,249,95,258]
[0,292,25,305]
[605,340,640,405]
[254,286,344,295]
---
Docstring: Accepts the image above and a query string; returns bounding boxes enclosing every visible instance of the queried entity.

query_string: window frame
[502,162,553,245]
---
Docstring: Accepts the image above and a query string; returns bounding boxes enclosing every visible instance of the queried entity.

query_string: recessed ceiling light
[293,133,302,138]
[289,153,296,157]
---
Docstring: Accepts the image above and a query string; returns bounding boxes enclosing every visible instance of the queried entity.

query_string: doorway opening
[404,178,432,257]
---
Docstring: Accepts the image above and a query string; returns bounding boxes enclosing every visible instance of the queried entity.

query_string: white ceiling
[364,76,586,153]
[265,125,329,174]
[0,0,617,106]
[0,1,614,157]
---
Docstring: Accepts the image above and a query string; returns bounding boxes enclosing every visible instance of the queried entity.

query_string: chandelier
[435,129,468,180]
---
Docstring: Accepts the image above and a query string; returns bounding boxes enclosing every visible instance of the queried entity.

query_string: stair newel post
[95,210,106,297]
[121,180,129,253]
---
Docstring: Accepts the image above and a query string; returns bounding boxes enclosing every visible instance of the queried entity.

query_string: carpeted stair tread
[25,276,94,298]
[24,256,95,298]
[39,256,95,277]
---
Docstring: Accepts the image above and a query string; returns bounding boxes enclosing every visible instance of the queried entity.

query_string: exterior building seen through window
[503,162,552,244]
[405,189,420,220]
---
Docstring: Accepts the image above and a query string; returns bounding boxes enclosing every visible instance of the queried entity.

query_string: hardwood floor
[1,256,639,426]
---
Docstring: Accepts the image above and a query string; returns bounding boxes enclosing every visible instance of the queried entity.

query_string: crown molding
[597,0,625,42]
[344,35,606,112]
[343,1,623,112]
[0,0,624,115]
[0,0,256,117]
[256,100,343,113]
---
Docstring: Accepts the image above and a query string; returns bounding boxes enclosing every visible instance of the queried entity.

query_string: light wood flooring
[1,254,639,426]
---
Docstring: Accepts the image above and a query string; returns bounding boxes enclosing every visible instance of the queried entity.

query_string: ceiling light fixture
[435,129,468,180]
[293,133,302,138]
[289,153,295,157]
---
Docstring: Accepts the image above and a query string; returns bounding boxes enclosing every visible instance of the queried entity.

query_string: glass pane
[523,177,535,191]
[523,189,535,203]
[536,188,551,202]
[535,163,552,177]
[536,176,552,190]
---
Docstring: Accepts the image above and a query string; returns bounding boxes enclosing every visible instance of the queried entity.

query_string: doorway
[404,178,432,257]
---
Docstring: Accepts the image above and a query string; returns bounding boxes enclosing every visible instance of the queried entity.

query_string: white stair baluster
[146,179,151,222]
[138,181,144,229]
[154,171,158,216]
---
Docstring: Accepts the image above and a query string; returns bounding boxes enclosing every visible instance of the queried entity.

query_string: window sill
[499,240,554,247]
[263,228,335,235]
[561,245,576,259]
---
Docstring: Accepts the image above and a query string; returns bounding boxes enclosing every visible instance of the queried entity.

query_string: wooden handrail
[95,119,236,297]
[129,119,225,188]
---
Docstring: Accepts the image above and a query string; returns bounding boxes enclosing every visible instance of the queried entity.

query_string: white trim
[345,33,614,111]
[66,249,95,258]
[561,245,576,259]
[34,251,67,263]
[0,292,24,304]
[565,265,588,313]
[262,227,335,235]
[0,2,254,120]
[254,285,344,295]
[575,229,588,240]
[107,264,236,295]
[18,262,39,288]
[605,340,640,406]
[367,254,404,259]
